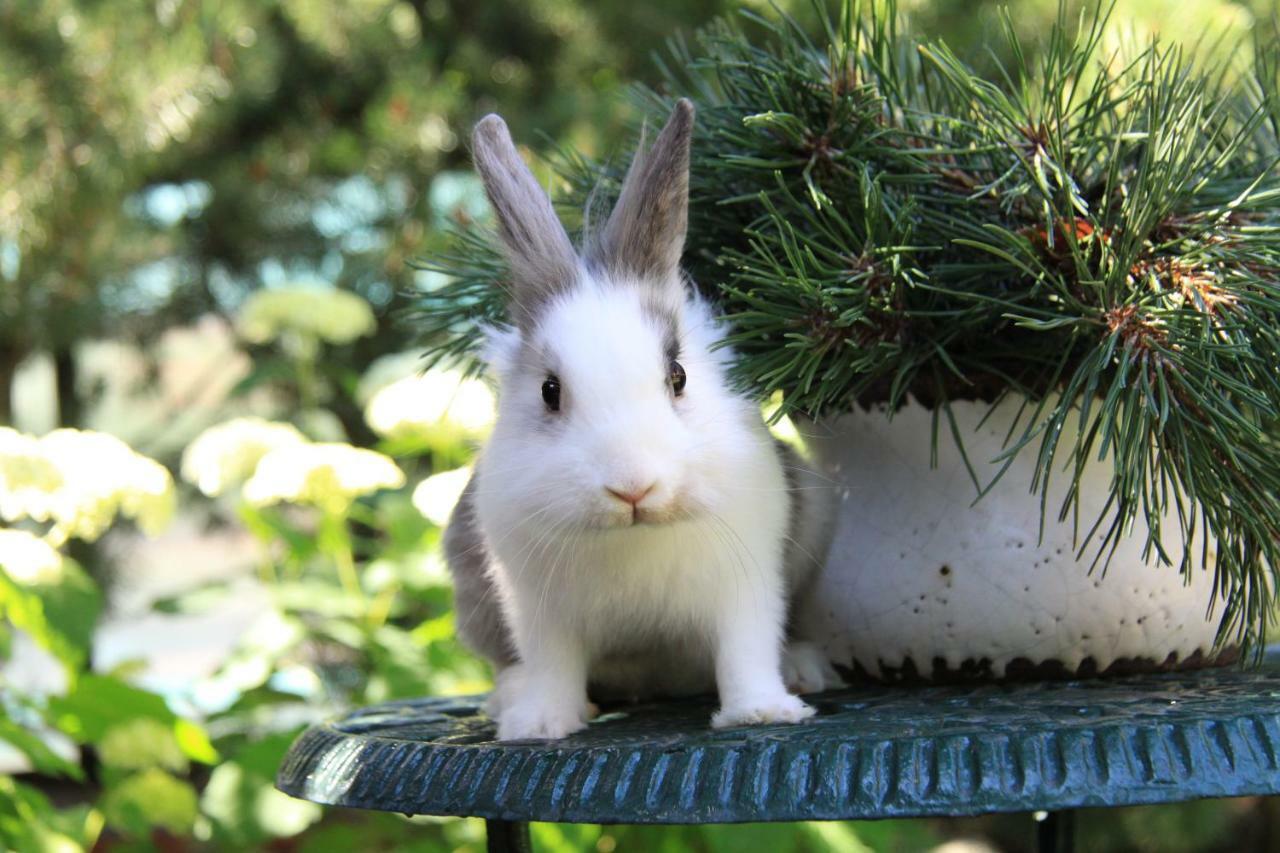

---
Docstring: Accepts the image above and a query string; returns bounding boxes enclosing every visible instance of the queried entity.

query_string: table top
[276,651,1280,824]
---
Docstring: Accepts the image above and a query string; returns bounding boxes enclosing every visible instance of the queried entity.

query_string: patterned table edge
[276,706,1280,823]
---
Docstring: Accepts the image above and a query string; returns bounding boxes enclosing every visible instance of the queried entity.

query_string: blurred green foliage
[2,0,1279,851]
[0,0,737,430]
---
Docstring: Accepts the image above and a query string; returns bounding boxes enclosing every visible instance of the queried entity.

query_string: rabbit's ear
[473,114,578,325]
[588,99,695,285]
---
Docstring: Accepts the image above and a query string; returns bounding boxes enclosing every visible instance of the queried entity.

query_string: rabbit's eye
[541,376,561,411]
[668,360,686,396]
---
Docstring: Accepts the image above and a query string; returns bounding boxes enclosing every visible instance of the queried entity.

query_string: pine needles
[412,1,1280,649]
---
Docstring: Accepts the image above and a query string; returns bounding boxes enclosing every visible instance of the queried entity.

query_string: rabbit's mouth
[631,507,669,526]
[595,497,688,529]
[630,495,694,526]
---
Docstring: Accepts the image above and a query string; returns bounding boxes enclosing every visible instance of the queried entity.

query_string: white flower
[37,430,176,542]
[0,528,63,583]
[236,285,376,347]
[181,418,308,497]
[411,466,471,527]
[355,351,427,404]
[0,427,63,523]
[0,428,175,543]
[243,443,405,513]
[364,368,494,443]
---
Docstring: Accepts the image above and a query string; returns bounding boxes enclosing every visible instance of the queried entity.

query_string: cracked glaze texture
[277,651,1280,823]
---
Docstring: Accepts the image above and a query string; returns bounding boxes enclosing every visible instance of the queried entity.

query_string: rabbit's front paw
[483,665,522,719]
[711,692,815,729]
[496,698,590,741]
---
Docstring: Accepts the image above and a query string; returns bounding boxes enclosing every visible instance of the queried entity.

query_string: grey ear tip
[670,98,695,129]
[473,113,511,145]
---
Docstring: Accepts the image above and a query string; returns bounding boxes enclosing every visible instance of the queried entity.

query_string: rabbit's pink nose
[605,483,655,507]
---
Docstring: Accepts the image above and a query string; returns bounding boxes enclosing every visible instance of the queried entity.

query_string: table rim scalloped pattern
[276,658,1280,824]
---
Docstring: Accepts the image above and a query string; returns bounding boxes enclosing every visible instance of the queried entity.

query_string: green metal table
[276,649,1280,851]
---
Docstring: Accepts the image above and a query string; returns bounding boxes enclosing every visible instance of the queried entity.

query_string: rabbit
[443,98,840,741]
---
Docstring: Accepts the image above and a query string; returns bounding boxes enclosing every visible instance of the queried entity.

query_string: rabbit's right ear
[472,115,578,327]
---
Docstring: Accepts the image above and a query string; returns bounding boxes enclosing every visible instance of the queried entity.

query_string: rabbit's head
[473,101,766,532]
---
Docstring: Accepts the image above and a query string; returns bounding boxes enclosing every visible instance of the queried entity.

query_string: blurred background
[2,1,1279,850]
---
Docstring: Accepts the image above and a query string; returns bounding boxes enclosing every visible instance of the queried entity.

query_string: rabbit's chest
[567,533,736,697]
[568,530,742,637]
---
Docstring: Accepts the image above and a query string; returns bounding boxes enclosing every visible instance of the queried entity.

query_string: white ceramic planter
[796,395,1229,681]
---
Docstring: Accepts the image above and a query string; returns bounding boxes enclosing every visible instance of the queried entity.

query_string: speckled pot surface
[796,396,1231,682]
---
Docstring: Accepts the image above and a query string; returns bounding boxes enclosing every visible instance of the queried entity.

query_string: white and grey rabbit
[444,99,840,741]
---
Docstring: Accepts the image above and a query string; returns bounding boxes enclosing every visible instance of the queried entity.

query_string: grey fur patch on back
[472,114,579,330]
[775,440,839,635]
[586,99,695,286]
[443,473,518,667]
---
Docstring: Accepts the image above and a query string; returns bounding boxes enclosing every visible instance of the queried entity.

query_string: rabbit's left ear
[587,99,695,285]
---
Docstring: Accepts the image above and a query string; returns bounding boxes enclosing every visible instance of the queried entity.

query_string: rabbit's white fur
[475,279,813,739]
[445,99,837,741]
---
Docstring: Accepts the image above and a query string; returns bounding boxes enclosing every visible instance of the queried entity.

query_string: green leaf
[227,356,296,398]
[97,718,187,773]
[0,716,83,780]
[174,718,219,765]
[48,675,174,743]
[151,580,234,615]
[0,558,101,672]
[238,505,318,561]
[200,734,322,845]
[101,768,198,837]
[0,775,103,853]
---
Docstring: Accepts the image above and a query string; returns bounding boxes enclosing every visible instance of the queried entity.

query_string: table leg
[486,819,533,853]
[1036,810,1075,853]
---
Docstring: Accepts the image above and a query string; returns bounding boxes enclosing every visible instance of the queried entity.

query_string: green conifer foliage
[416,2,1280,648]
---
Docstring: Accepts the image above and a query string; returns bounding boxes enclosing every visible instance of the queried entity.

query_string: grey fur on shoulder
[443,476,517,668]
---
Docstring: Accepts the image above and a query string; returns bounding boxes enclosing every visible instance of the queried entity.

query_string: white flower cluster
[180,418,307,497]
[0,428,62,522]
[236,285,376,347]
[0,528,64,583]
[0,427,176,544]
[363,367,494,444]
[354,350,423,402]
[182,419,404,514]
[410,466,471,527]
[243,443,406,514]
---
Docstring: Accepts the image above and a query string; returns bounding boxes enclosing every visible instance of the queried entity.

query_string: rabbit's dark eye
[541,376,561,411]
[668,360,686,396]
